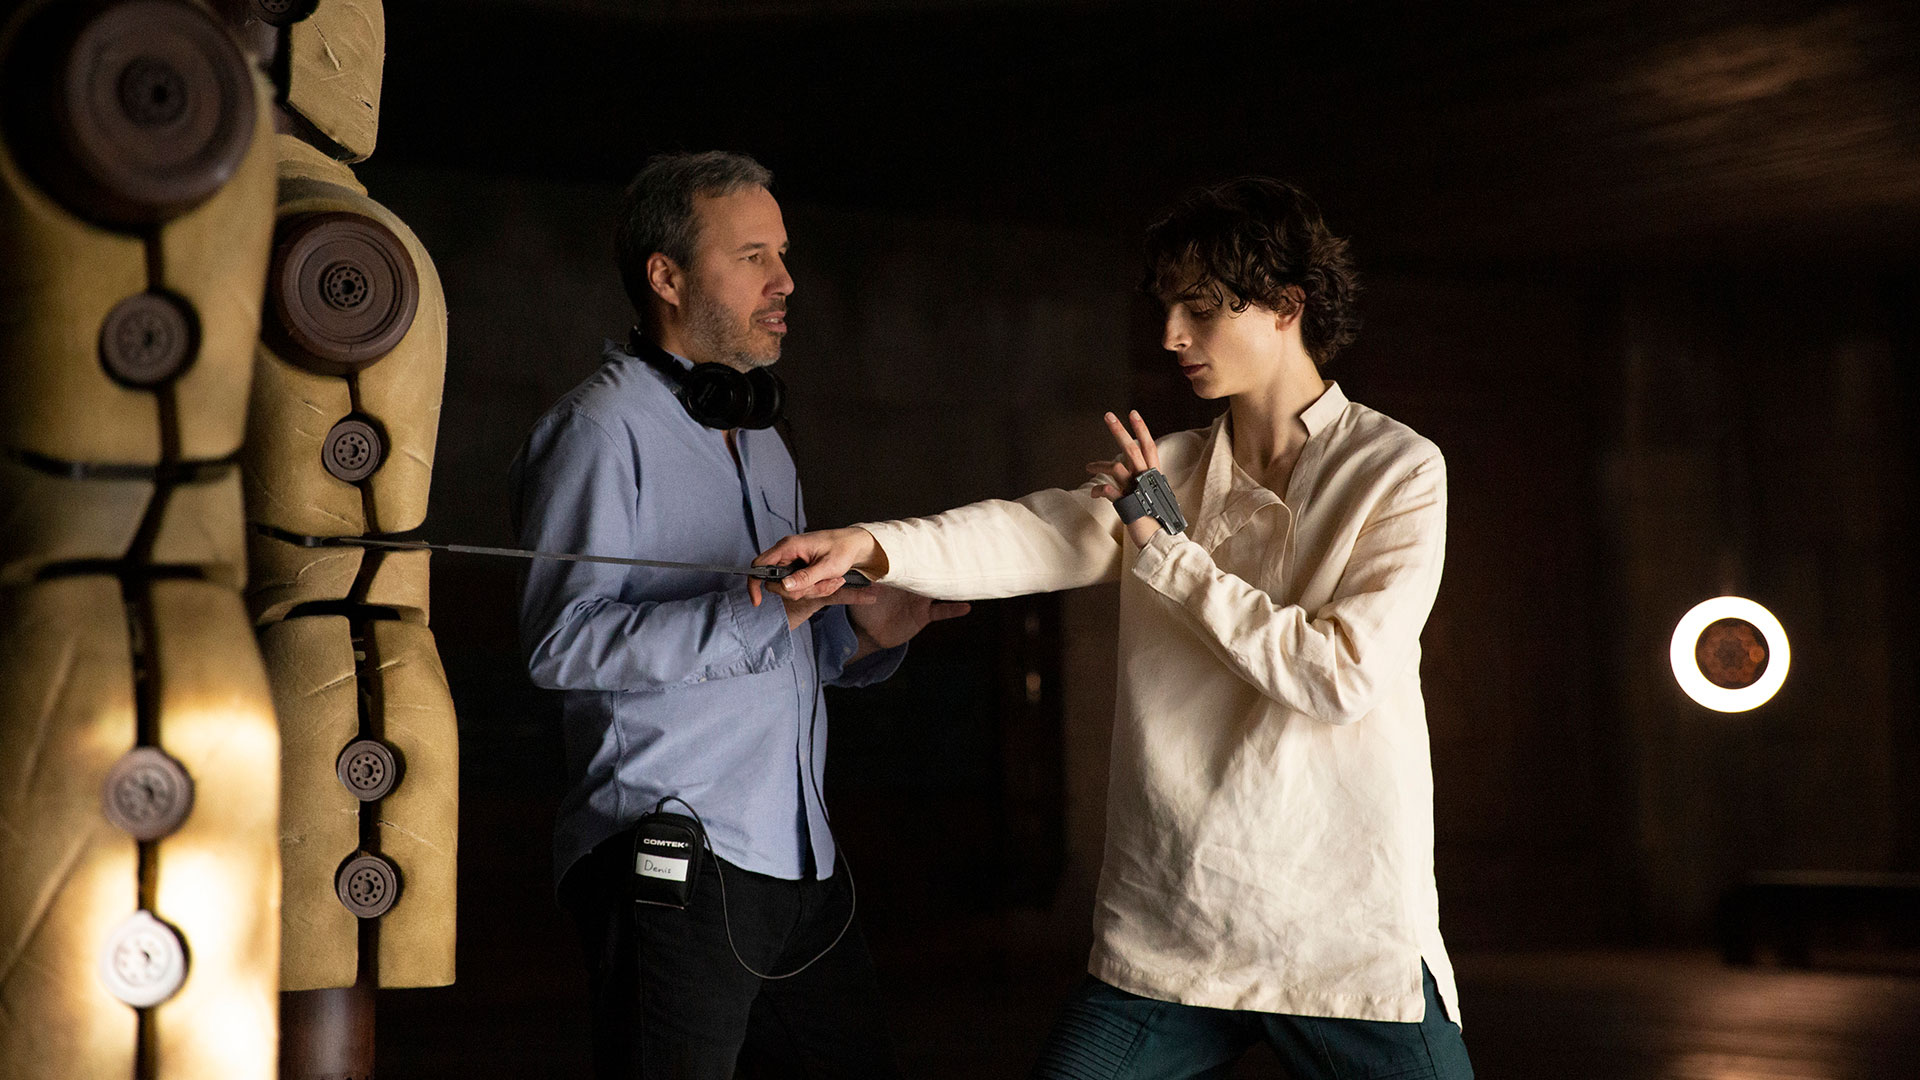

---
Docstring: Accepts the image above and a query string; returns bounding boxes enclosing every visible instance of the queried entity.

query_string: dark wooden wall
[353,0,1920,978]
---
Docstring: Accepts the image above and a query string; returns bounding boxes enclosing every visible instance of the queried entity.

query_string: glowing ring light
[1669,596,1790,712]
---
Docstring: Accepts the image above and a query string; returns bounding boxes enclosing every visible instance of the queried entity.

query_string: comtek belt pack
[631,809,706,909]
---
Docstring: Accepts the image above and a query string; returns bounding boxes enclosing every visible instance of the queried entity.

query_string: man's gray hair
[615,150,774,319]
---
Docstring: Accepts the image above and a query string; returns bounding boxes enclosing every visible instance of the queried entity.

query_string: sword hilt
[760,560,873,589]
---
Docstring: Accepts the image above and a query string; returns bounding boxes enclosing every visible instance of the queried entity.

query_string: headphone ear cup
[740,367,785,430]
[678,363,753,429]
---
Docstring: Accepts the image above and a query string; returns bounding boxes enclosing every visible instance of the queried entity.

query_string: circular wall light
[1669,596,1790,712]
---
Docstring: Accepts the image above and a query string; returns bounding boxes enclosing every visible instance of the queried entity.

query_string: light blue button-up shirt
[510,339,904,886]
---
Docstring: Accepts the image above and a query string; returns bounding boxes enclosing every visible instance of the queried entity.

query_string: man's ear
[647,252,684,311]
[1274,285,1307,331]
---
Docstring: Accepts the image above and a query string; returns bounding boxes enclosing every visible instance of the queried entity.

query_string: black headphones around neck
[630,328,786,431]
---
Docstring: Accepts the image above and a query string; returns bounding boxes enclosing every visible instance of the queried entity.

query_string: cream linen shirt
[858,382,1459,1024]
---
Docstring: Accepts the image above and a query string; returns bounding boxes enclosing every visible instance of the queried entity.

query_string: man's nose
[1162,311,1189,352]
[769,256,795,298]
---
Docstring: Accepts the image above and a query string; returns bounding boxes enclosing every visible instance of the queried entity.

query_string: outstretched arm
[753,484,1127,607]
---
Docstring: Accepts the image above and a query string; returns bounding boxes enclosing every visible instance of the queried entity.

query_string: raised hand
[1086,410,1166,548]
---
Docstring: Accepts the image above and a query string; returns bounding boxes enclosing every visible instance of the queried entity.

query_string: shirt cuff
[840,640,908,687]
[1131,527,1201,600]
[850,521,901,584]
[814,605,908,687]
[724,583,794,673]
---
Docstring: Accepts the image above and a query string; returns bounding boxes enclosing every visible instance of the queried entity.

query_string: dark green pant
[1031,964,1472,1080]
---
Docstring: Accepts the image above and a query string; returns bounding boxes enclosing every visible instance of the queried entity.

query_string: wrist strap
[1114,487,1152,524]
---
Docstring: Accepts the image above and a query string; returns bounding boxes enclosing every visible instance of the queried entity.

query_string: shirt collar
[1187,381,1349,549]
[1191,414,1268,549]
[613,333,694,372]
[1301,380,1349,438]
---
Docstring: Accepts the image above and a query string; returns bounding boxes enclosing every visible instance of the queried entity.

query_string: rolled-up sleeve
[1130,454,1447,725]
[513,407,790,692]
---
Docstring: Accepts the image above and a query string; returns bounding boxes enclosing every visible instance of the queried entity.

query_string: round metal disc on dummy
[98,910,189,1008]
[322,417,385,483]
[336,853,400,919]
[247,0,319,26]
[267,212,420,375]
[102,746,196,841]
[98,291,199,387]
[336,739,399,802]
[0,0,257,228]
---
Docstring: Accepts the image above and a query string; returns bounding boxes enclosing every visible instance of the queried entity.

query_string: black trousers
[561,833,902,1080]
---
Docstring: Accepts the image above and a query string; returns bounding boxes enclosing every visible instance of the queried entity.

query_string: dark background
[353,0,1920,1075]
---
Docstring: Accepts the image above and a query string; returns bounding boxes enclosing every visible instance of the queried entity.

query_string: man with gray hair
[510,151,966,1078]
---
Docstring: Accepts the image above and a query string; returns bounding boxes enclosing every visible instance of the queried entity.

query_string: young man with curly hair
[756,177,1474,1079]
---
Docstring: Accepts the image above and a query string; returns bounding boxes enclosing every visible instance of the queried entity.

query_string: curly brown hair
[1143,177,1361,365]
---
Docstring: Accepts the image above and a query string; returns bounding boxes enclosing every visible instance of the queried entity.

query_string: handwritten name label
[637,853,689,882]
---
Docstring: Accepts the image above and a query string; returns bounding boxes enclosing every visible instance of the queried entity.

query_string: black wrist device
[1113,467,1187,535]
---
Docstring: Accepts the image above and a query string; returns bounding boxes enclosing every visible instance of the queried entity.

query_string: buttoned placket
[1273,385,1346,588]
[1274,433,1328,588]
[1181,385,1350,614]
[728,426,826,875]
[1189,417,1292,592]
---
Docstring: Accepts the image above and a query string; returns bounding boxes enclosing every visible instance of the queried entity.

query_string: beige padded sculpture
[261,616,363,992]
[146,580,280,1080]
[286,0,384,162]
[249,135,448,538]
[1,459,245,589]
[0,1,282,1077]
[0,54,275,467]
[246,533,368,624]
[248,138,458,989]
[0,579,141,1079]
[0,579,282,1080]
[243,350,365,536]
[242,0,456,996]
[368,620,458,986]
[0,458,151,585]
[149,470,251,592]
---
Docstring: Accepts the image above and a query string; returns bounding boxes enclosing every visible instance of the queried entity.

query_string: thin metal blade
[323,536,871,586]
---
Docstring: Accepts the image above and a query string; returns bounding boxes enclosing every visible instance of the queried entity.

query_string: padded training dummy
[0,1,281,1077]
[231,0,458,996]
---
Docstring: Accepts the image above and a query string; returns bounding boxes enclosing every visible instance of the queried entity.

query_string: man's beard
[684,283,781,369]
